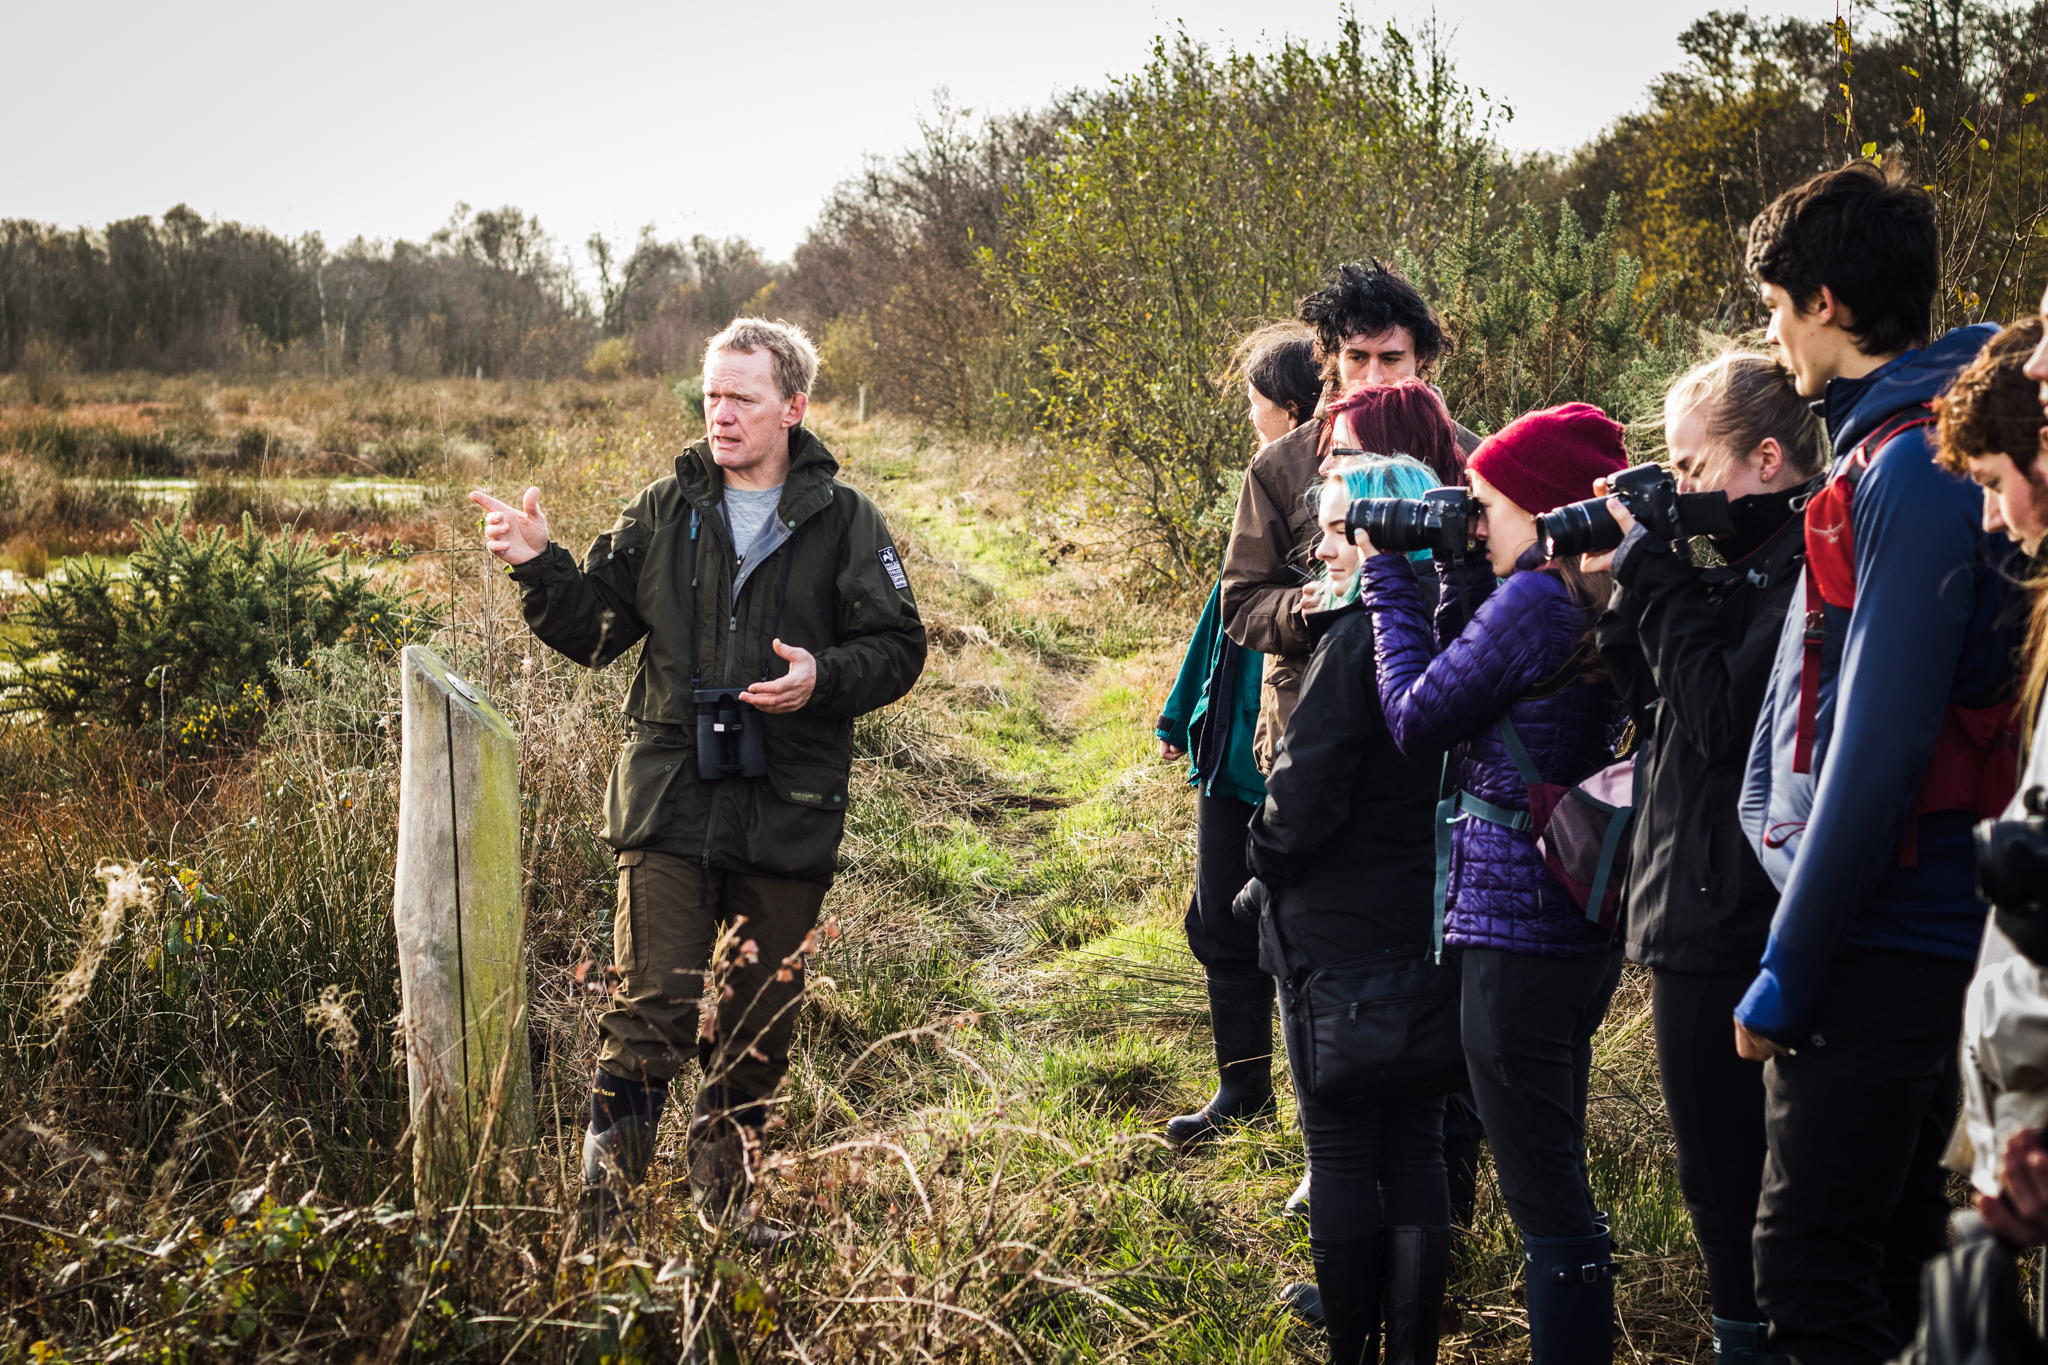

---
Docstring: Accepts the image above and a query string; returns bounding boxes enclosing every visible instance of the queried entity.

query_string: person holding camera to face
[1357,404,1630,1361]
[470,318,927,1246]
[1580,353,1828,1365]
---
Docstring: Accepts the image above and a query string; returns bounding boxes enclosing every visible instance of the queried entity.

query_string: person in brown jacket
[1221,261,1480,771]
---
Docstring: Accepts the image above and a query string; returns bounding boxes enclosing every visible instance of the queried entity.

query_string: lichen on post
[393,644,534,1204]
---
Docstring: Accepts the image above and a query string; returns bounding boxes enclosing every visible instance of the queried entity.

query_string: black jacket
[1247,598,1442,977]
[1596,487,1810,972]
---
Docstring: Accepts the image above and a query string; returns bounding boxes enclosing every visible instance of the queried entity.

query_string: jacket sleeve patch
[877,545,911,591]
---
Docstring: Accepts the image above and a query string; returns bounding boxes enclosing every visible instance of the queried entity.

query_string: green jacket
[510,427,926,882]
[1156,580,1266,807]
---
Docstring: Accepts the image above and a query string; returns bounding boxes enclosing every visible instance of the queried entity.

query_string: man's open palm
[470,487,548,565]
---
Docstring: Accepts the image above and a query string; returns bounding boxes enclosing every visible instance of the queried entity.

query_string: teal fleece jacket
[1158,580,1267,807]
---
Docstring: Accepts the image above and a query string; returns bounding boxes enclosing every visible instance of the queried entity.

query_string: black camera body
[1535,463,1735,560]
[1346,486,1483,558]
[1978,785,2048,965]
[695,687,768,781]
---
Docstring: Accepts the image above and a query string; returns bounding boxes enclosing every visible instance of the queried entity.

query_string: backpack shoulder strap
[1495,714,1543,787]
[1843,405,1936,491]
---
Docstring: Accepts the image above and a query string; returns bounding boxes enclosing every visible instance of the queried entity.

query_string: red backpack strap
[1790,406,1936,776]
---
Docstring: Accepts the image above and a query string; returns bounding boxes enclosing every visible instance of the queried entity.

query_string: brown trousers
[597,849,827,1102]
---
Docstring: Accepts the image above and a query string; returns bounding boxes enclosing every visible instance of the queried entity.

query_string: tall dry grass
[0,378,1714,1364]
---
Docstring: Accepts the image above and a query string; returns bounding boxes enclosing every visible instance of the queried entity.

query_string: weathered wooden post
[393,644,533,1202]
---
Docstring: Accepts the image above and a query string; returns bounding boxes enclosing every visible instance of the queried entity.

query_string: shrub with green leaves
[993,18,1497,577]
[1,512,423,745]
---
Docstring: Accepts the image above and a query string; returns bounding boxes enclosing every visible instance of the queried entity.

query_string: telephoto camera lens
[1535,498,1624,560]
[1347,497,1429,554]
[1345,488,1480,558]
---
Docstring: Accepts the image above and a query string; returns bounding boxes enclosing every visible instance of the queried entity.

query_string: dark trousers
[1753,947,1973,1365]
[1460,946,1624,1239]
[1286,1002,1450,1241]
[597,849,827,1101]
[1185,792,1261,974]
[1652,968,1770,1323]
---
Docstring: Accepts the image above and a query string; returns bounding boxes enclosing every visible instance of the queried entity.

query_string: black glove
[1231,877,1269,927]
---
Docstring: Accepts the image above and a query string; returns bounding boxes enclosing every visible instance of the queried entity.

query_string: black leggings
[1652,969,1768,1323]
[1290,1047,1450,1241]
[1185,792,1260,975]
[1460,946,1623,1240]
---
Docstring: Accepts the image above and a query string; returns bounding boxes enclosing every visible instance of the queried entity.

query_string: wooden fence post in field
[393,644,533,1203]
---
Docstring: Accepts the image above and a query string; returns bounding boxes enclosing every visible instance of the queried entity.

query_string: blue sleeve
[1158,582,1223,750]
[1736,430,1982,1043]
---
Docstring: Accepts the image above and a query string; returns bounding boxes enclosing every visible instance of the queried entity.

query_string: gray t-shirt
[723,486,784,566]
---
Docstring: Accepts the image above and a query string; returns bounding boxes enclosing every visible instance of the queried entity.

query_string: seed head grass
[0,379,1726,1362]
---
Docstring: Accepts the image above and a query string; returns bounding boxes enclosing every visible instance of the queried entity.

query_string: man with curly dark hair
[1221,260,1479,776]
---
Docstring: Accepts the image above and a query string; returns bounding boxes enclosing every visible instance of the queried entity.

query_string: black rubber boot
[581,1074,668,1243]
[1711,1317,1789,1365]
[1165,970,1276,1146]
[1383,1226,1452,1365]
[1314,1235,1386,1365]
[1523,1230,1615,1364]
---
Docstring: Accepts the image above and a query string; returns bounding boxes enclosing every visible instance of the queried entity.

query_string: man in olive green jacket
[472,319,925,1241]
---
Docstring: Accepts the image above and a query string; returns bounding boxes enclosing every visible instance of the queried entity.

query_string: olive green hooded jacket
[509,427,926,882]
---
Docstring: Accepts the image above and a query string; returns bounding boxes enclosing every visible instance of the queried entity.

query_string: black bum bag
[1278,945,1465,1105]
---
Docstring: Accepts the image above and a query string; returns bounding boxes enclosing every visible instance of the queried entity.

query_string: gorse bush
[1,512,423,743]
[1420,178,1698,446]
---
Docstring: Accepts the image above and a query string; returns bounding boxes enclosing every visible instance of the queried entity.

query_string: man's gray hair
[704,317,820,401]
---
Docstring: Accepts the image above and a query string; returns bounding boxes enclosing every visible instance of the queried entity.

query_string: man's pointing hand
[470,486,548,566]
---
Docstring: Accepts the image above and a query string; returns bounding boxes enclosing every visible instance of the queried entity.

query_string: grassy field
[0,375,1709,1363]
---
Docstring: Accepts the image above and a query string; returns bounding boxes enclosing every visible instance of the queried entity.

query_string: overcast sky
[4,0,1839,262]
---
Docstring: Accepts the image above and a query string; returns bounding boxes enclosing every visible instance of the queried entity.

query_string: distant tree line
[0,203,781,380]
[8,3,2047,578]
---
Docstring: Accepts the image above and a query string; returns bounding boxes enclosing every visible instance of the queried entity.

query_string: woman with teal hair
[1245,453,1461,1364]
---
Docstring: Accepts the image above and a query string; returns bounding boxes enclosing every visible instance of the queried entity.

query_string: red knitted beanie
[1467,402,1628,516]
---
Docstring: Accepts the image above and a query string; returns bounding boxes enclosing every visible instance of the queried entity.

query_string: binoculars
[695,687,768,781]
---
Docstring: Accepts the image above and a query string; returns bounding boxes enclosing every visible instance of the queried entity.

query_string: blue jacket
[1738,325,2021,1046]
[1158,580,1266,807]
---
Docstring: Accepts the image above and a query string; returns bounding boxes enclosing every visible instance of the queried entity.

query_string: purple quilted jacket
[1363,552,1620,957]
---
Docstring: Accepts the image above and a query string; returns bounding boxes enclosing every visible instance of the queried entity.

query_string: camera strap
[685,502,802,687]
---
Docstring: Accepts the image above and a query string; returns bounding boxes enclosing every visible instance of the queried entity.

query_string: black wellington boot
[1711,1318,1790,1365]
[1165,970,1276,1146]
[1383,1226,1452,1365]
[581,1075,668,1244]
[1523,1230,1615,1365]
[1314,1235,1386,1365]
